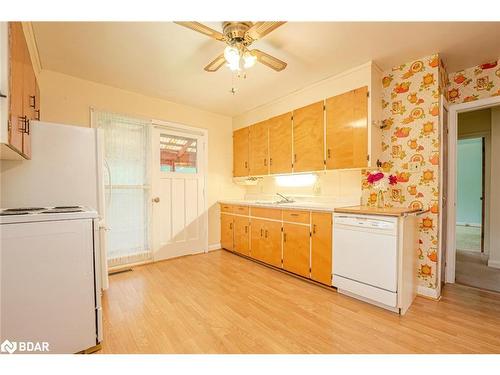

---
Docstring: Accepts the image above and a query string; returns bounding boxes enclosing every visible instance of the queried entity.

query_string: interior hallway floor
[100,250,500,354]
[456,250,500,293]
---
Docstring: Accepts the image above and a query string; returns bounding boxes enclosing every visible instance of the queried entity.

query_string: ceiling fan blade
[204,54,226,72]
[174,21,225,42]
[251,49,287,72]
[246,22,286,40]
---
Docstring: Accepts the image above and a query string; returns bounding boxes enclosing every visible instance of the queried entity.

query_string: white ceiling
[32,22,500,117]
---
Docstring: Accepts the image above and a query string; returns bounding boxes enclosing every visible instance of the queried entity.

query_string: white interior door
[151,126,207,261]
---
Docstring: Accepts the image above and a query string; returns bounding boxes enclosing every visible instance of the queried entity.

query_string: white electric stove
[0,205,102,353]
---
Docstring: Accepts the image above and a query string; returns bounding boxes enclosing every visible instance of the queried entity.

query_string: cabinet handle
[29,95,36,109]
[244,161,248,169]
[294,154,297,163]
[264,158,267,166]
[0,92,6,98]
[18,116,28,133]
[229,222,233,230]
[269,158,273,166]
[313,224,317,234]
[283,232,287,242]
[265,229,268,238]
[260,228,263,237]
[327,149,331,159]
[245,226,248,234]
[290,213,299,216]
[35,109,40,121]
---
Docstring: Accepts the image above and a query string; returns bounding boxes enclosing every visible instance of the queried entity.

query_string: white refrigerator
[0,121,109,288]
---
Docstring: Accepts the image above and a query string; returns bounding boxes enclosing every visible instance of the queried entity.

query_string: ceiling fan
[174,21,287,72]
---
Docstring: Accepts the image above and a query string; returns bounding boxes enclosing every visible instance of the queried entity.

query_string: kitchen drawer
[283,209,310,224]
[250,207,282,220]
[233,205,249,215]
[220,203,234,213]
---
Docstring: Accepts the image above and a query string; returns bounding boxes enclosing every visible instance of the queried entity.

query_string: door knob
[152,197,160,203]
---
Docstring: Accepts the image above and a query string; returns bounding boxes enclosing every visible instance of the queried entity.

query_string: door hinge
[309,267,312,273]
[310,231,312,237]
[367,91,370,98]
[281,227,283,232]
[367,154,370,161]
[323,159,327,166]
[323,104,326,111]
[291,115,294,121]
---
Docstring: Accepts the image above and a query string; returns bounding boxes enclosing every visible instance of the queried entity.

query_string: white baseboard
[417,285,440,300]
[208,243,221,252]
[487,259,500,269]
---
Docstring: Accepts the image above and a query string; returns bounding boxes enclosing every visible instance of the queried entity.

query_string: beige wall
[38,69,244,247]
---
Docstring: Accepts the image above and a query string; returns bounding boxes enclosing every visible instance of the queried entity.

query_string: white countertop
[218,199,359,212]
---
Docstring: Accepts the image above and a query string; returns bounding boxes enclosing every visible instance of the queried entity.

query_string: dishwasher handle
[334,216,396,230]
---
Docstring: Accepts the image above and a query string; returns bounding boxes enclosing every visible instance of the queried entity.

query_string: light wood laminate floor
[100,250,500,354]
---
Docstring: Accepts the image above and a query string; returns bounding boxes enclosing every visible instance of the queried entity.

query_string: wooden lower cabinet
[250,218,282,267]
[220,204,333,286]
[311,212,333,285]
[220,214,234,251]
[282,223,310,278]
[233,216,250,256]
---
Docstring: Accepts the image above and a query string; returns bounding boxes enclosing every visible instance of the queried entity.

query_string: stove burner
[53,206,82,209]
[3,207,46,212]
[0,211,30,216]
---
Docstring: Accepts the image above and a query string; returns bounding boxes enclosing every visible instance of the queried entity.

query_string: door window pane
[160,133,197,173]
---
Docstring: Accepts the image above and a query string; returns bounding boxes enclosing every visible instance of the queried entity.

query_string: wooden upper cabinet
[282,223,310,278]
[268,112,292,174]
[8,22,25,154]
[326,86,368,169]
[292,101,325,172]
[233,216,250,256]
[311,212,333,285]
[220,214,234,251]
[22,44,36,159]
[249,120,269,176]
[233,127,249,177]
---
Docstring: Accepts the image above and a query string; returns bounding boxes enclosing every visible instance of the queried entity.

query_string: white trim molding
[488,260,500,269]
[417,285,440,300]
[208,243,221,252]
[446,95,500,284]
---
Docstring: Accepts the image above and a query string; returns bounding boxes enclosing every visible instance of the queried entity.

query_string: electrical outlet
[409,161,421,172]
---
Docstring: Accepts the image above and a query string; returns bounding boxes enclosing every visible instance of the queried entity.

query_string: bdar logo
[1,339,17,354]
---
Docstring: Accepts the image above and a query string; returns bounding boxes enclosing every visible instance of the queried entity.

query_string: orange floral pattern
[362,53,444,289]
[447,59,500,103]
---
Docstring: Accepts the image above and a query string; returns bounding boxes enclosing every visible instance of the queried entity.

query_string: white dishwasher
[333,214,399,309]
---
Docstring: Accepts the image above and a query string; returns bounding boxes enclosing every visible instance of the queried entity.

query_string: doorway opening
[448,105,500,293]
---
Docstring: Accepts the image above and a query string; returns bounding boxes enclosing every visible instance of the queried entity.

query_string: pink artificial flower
[367,172,384,184]
[388,175,398,185]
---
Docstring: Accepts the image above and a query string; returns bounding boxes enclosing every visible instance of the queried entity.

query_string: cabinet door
[249,120,268,176]
[311,212,333,285]
[283,223,310,277]
[325,86,368,169]
[220,214,234,251]
[263,220,282,268]
[233,127,249,177]
[8,22,25,154]
[268,112,292,174]
[22,40,36,159]
[250,218,265,262]
[233,216,250,256]
[293,101,324,172]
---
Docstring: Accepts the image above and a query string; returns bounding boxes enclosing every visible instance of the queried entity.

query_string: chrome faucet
[276,193,294,203]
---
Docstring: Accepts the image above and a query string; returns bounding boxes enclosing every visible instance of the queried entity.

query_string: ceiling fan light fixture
[224,46,240,65]
[243,51,257,69]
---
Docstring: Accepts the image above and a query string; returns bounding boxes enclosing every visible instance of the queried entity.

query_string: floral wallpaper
[362,53,444,290]
[448,59,500,104]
